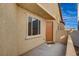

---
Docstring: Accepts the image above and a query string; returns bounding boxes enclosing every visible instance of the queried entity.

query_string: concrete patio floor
[22,43,66,56]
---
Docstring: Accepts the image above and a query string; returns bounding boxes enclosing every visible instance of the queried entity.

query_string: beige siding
[53,20,58,42]
[0,4,46,55]
[66,35,76,56]
[0,3,61,55]
[0,3,18,55]
[16,6,46,55]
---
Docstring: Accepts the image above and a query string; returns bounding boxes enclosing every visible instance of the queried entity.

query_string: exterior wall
[16,5,46,55]
[55,22,68,45]
[0,3,18,55]
[0,4,46,55]
[53,20,59,42]
[38,3,61,23]
[53,20,68,43]
[66,35,76,56]
[38,3,62,42]
[0,3,61,55]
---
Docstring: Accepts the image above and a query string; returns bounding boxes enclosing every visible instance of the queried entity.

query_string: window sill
[25,35,42,40]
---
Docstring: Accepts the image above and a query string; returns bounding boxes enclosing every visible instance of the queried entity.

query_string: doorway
[46,20,53,44]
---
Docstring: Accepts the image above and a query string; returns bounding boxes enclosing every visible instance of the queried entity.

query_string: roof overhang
[17,3,55,20]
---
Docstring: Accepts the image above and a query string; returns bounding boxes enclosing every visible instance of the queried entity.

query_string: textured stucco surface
[0,3,18,55]
[16,6,46,55]
[0,3,61,55]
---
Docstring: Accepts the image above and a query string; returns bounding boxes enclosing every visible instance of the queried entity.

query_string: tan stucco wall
[38,3,61,23]
[0,3,18,55]
[16,6,46,55]
[66,35,76,56]
[0,3,46,55]
[55,23,68,44]
[53,20,59,42]
[37,3,62,42]
[0,3,61,55]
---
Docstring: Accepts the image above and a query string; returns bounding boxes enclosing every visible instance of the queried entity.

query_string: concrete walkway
[22,43,66,56]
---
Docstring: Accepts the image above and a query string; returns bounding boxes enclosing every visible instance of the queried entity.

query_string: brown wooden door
[46,21,53,44]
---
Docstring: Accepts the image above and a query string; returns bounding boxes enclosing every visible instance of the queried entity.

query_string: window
[28,16,41,36]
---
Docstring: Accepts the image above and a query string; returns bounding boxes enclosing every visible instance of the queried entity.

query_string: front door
[46,21,53,44]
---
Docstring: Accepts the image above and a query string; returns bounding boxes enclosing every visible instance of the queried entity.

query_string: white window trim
[26,15,41,39]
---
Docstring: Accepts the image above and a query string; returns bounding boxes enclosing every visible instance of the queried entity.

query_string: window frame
[26,15,41,39]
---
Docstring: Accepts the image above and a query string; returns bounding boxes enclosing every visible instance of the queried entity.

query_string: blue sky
[60,3,78,30]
